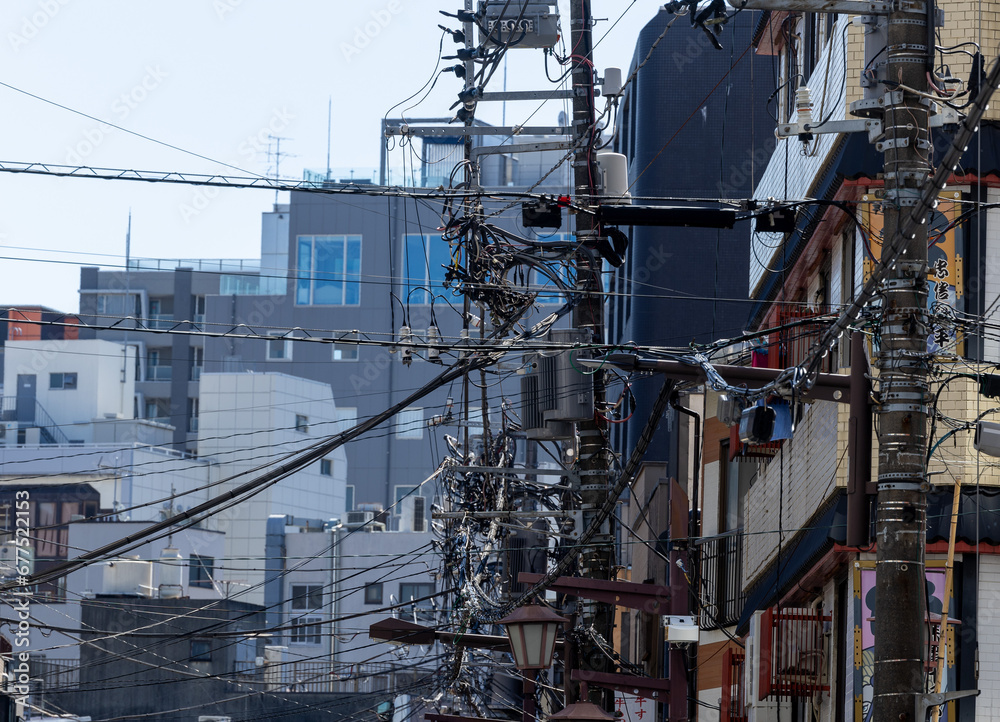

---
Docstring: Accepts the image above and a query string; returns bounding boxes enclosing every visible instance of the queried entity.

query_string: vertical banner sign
[862,191,964,356]
[853,561,957,722]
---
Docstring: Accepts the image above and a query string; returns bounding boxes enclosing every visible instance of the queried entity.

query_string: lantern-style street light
[498,603,567,671]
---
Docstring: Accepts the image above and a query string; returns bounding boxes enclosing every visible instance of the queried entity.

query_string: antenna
[266,134,296,206]
[326,96,332,183]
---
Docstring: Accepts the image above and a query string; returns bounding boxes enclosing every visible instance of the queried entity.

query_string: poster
[853,561,957,722]
[862,191,964,356]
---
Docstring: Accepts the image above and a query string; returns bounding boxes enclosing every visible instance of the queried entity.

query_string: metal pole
[568,0,613,709]
[872,1,933,719]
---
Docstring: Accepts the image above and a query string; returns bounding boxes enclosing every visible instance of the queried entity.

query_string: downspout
[264,515,287,645]
[670,390,702,722]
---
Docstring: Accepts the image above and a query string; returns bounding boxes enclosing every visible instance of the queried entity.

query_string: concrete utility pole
[871,4,933,722]
[568,0,614,708]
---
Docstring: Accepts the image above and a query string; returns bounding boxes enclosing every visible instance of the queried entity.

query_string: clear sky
[0,1,662,312]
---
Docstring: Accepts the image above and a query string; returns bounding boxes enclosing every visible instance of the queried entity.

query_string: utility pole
[568,0,614,708]
[871,4,933,722]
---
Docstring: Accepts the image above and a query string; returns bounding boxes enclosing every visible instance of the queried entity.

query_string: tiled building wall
[742,400,841,585]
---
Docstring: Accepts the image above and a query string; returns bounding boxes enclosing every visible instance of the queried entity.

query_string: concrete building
[79,154,570,522]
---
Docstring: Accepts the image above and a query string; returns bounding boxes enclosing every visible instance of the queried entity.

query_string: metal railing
[128,258,260,273]
[231,661,414,694]
[31,657,79,691]
[697,531,746,629]
[0,397,71,445]
[146,365,172,381]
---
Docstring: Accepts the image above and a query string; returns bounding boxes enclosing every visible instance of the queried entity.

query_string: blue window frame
[403,234,452,305]
[296,235,362,305]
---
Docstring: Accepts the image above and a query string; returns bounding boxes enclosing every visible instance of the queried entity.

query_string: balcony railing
[31,657,79,691]
[148,313,174,330]
[146,365,172,381]
[698,531,746,629]
[232,661,414,693]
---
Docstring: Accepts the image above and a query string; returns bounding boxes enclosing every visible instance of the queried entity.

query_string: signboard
[862,191,964,356]
[615,692,654,722]
[853,561,957,722]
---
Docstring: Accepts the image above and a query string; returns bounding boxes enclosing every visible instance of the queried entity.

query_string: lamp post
[498,604,566,670]
[499,603,567,722]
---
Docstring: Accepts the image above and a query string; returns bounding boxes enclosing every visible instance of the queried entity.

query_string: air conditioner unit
[399,496,427,533]
[345,511,374,529]
[520,329,594,440]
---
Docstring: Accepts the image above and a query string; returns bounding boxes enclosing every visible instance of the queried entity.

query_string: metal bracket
[877,137,909,151]
[916,689,980,721]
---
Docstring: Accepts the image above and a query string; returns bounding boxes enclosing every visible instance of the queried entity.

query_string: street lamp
[498,603,567,671]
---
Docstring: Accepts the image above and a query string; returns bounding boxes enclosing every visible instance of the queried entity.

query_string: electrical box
[664,615,699,644]
[739,406,775,445]
[478,1,560,49]
[716,393,741,427]
[520,328,594,440]
[975,420,1000,457]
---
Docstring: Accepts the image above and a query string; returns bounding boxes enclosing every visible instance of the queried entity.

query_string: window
[290,584,323,610]
[96,293,139,317]
[267,335,293,361]
[399,582,435,621]
[403,234,452,304]
[49,373,77,390]
[295,414,309,433]
[333,333,359,361]
[189,554,214,588]
[190,639,212,661]
[395,407,424,440]
[194,295,206,322]
[289,617,322,645]
[320,459,333,476]
[191,345,204,380]
[345,485,355,512]
[188,398,199,432]
[365,583,383,605]
[296,235,362,305]
[395,485,418,507]
[145,399,170,422]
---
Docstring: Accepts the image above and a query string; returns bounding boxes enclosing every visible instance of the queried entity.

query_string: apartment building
[694,3,1000,721]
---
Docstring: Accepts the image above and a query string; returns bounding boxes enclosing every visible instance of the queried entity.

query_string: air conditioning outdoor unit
[344,510,386,532]
[399,496,427,533]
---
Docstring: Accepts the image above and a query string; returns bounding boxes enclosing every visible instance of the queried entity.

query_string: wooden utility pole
[568,0,614,708]
[871,3,933,720]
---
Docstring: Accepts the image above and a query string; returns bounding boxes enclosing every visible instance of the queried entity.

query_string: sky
[0,0,663,313]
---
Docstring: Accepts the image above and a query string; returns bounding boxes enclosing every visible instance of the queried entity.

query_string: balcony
[698,531,746,629]
[146,365,172,381]
[232,661,410,693]
[148,313,174,330]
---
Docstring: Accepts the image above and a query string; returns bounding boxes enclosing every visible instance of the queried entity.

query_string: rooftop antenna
[266,134,296,206]
[122,210,132,406]
[326,96,332,183]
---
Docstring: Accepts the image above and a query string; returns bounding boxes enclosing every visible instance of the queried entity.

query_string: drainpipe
[264,515,287,645]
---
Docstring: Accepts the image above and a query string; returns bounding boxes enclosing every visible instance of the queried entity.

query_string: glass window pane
[429,235,451,298]
[296,238,313,305]
[405,234,428,305]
